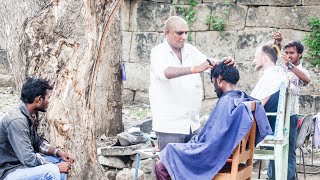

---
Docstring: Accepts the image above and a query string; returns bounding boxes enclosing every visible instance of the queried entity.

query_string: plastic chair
[296,114,315,180]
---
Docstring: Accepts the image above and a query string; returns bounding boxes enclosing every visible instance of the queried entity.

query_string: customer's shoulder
[1,106,26,127]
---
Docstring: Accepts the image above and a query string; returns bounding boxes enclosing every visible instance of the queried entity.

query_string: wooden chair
[213,101,257,180]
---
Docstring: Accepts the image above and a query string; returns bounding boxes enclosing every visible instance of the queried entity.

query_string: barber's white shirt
[251,66,287,100]
[149,40,206,134]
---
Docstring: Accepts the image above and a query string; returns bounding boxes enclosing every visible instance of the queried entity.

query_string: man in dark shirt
[0,78,75,180]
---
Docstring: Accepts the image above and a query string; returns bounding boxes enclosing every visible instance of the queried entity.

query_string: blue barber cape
[160,90,272,180]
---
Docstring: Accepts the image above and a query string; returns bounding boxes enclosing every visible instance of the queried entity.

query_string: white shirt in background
[251,66,287,100]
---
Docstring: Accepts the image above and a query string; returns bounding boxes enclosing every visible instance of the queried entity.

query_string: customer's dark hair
[211,62,240,84]
[261,43,279,64]
[21,77,53,103]
[285,41,304,55]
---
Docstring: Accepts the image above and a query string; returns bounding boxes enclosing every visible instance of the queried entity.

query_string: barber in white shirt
[149,16,234,150]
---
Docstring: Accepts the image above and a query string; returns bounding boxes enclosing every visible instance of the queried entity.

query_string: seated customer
[155,62,272,180]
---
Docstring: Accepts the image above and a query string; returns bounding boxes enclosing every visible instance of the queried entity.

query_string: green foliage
[206,15,225,37]
[175,0,197,41]
[304,17,320,68]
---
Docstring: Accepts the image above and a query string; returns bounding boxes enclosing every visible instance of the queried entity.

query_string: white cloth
[287,63,310,115]
[251,66,287,100]
[149,40,207,134]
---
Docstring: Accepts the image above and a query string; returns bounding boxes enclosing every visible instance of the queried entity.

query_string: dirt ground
[252,148,320,179]
[1,88,320,179]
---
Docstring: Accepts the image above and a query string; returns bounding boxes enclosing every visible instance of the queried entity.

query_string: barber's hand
[57,162,71,174]
[58,151,75,165]
[280,53,290,66]
[195,60,215,73]
[223,57,237,68]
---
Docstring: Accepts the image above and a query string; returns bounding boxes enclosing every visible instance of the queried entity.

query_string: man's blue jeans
[4,155,67,180]
[268,114,298,180]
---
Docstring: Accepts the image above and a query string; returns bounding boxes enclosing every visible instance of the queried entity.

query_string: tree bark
[0,0,124,178]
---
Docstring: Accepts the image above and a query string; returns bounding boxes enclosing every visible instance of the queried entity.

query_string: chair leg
[301,148,306,180]
[258,160,262,179]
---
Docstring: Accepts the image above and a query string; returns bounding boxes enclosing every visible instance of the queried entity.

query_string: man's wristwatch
[288,62,294,70]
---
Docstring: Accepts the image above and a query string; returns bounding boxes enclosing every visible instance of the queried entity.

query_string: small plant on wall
[206,16,225,36]
[304,17,320,68]
[205,0,230,37]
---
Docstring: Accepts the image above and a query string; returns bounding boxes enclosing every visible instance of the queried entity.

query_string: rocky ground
[0,87,18,117]
[1,88,320,179]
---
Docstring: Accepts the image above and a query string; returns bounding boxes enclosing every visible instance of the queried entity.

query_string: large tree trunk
[0,0,124,178]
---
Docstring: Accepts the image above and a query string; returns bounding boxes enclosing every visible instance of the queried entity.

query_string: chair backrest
[273,82,290,139]
[296,114,314,148]
[214,101,257,180]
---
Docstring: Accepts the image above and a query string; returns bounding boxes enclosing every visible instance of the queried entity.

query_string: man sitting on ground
[0,78,75,180]
[155,62,272,180]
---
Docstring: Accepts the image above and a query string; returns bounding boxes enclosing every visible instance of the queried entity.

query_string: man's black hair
[211,62,240,84]
[285,41,304,54]
[21,77,53,104]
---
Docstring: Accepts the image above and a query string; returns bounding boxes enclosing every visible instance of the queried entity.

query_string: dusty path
[0,87,18,117]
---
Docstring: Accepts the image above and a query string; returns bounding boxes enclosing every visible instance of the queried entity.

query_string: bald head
[164,16,188,32]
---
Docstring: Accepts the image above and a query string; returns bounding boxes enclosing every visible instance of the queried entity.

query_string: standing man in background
[273,32,311,180]
[149,16,234,150]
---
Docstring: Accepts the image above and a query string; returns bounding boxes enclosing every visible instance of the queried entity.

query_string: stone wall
[0,49,14,87]
[120,0,320,114]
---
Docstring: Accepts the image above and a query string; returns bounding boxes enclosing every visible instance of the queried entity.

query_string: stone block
[235,27,277,62]
[106,170,117,180]
[0,34,5,49]
[116,168,144,180]
[203,71,216,99]
[122,88,134,103]
[121,31,132,62]
[120,0,131,31]
[132,158,155,174]
[303,0,320,5]
[130,152,150,161]
[203,0,236,3]
[238,0,301,6]
[172,0,202,4]
[300,67,320,95]
[299,95,320,114]
[130,0,174,31]
[134,91,149,104]
[195,31,237,58]
[0,74,14,87]
[209,3,247,31]
[150,0,171,3]
[174,4,211,31]
[236,63,259,94]
[123,62,149,92]
[99,143,150,156]
[278,29,308,45]
[246,6,320,31]
[129,32,159,63]
[98,156,126,169]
